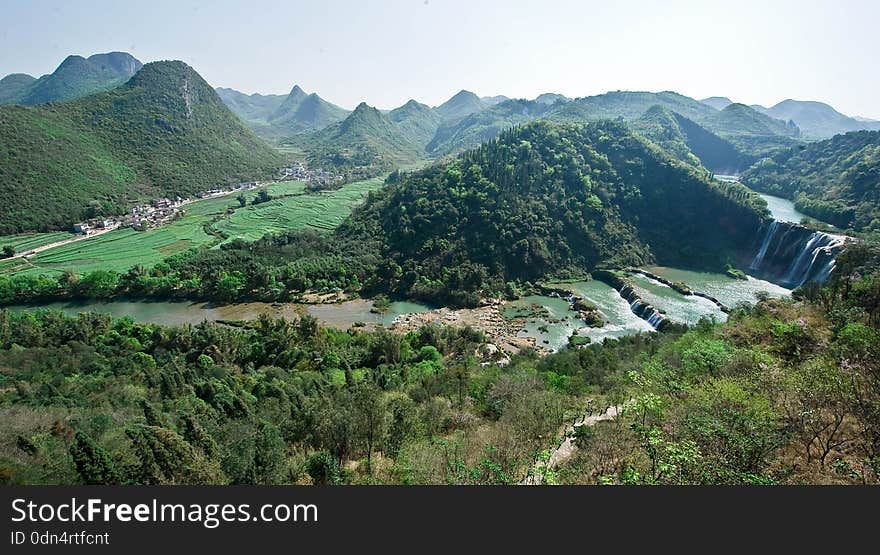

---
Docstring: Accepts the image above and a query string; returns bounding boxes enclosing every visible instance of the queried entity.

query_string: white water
[750,220,779,271]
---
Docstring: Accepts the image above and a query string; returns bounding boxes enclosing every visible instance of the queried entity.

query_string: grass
[0,178,384,277]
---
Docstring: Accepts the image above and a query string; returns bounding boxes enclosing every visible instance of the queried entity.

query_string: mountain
[753,99,880,139]
[215,87,285,123]
[632,105,752,173]
[701,96,734,110]
[227,84,350,138]
[427,98,552,156]
[283,102,424,171]
[742,130,880,231]
[535,92,570,105]
[268,85,309,123]
[701,102,801,158]
[435,90,486,121]
[278,92,349,134]
[0,52,142,106]
[481,95,510,105]
[340,120,766,304]
[0,74,36,104]
[387,99,442,149]
[0,61,282,234]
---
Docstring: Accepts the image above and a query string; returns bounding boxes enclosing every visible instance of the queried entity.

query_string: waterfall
[748,220,847,288]
[628,298,664,330]
[781,232,847,288]
[750,221,779,271]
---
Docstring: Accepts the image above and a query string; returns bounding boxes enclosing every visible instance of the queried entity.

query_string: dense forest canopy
[742,130,880,231]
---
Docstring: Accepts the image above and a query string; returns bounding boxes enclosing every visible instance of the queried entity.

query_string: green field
[0,178,383,277]
[215,177,383,242]
[0,231,75,252]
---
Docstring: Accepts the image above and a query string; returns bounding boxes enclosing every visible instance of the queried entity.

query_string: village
[279,161,343,186]
[71,181,264,236]
[69,161,344,237]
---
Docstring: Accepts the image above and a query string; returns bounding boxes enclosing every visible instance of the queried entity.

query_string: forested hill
[742,130,880,231]
[337,121,766,303]
[0,61,282,234]
[632,105,753,173]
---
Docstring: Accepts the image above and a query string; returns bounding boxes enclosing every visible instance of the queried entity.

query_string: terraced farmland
[214,177,384,242]
[0,177,384,277]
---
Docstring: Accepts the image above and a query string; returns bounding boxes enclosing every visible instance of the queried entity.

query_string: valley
[0,44,878,489]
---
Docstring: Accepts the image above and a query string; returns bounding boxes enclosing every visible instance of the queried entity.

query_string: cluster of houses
[73,197,186,234]
[280,163,342,186]
[71,181,264,236]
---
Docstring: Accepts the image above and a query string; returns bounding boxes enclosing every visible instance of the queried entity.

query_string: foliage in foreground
[1,242,879,485]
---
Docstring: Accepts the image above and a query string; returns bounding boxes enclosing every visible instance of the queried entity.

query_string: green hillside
[387,100,442,150]
[0,60,283,234]
[337,120,767,305]
[0,74,37,104]
[434,90,486,121]
[265,85,348,136]
[756,99,880,139]
[742,130,880,230]
[427,99,551,156]
[633,105,754,173]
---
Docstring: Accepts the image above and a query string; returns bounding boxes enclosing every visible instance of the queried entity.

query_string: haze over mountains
[700,96,880,139]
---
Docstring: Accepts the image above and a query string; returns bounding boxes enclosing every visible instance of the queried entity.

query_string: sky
[1,0,878,118]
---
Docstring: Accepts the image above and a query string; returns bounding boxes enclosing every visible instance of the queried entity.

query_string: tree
[1,245,15,258]
[252,190,272,205]
[237,193,247,207]
[306,451,343,485]
[352,383,388,468]
[69,431,122,485]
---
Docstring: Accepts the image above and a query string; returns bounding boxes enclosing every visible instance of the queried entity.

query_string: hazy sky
[1,0,878,118]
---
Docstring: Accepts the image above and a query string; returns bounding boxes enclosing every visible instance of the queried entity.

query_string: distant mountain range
[215,84,349,138]
[700,96,880,139]
[0,52,142,105]
[2,50,877,233]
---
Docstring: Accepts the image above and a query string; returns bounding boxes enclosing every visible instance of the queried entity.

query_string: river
[4,298,434,329]
[3,267,791,353]
[759,193,807,224]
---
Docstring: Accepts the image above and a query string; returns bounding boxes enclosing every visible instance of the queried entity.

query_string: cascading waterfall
[782,232,847,288]
[748,220,848,288]
[628,298,664,330]
[750,220,779,270]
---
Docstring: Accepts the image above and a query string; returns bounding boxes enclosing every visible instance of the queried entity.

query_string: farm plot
[215,177,383,243]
